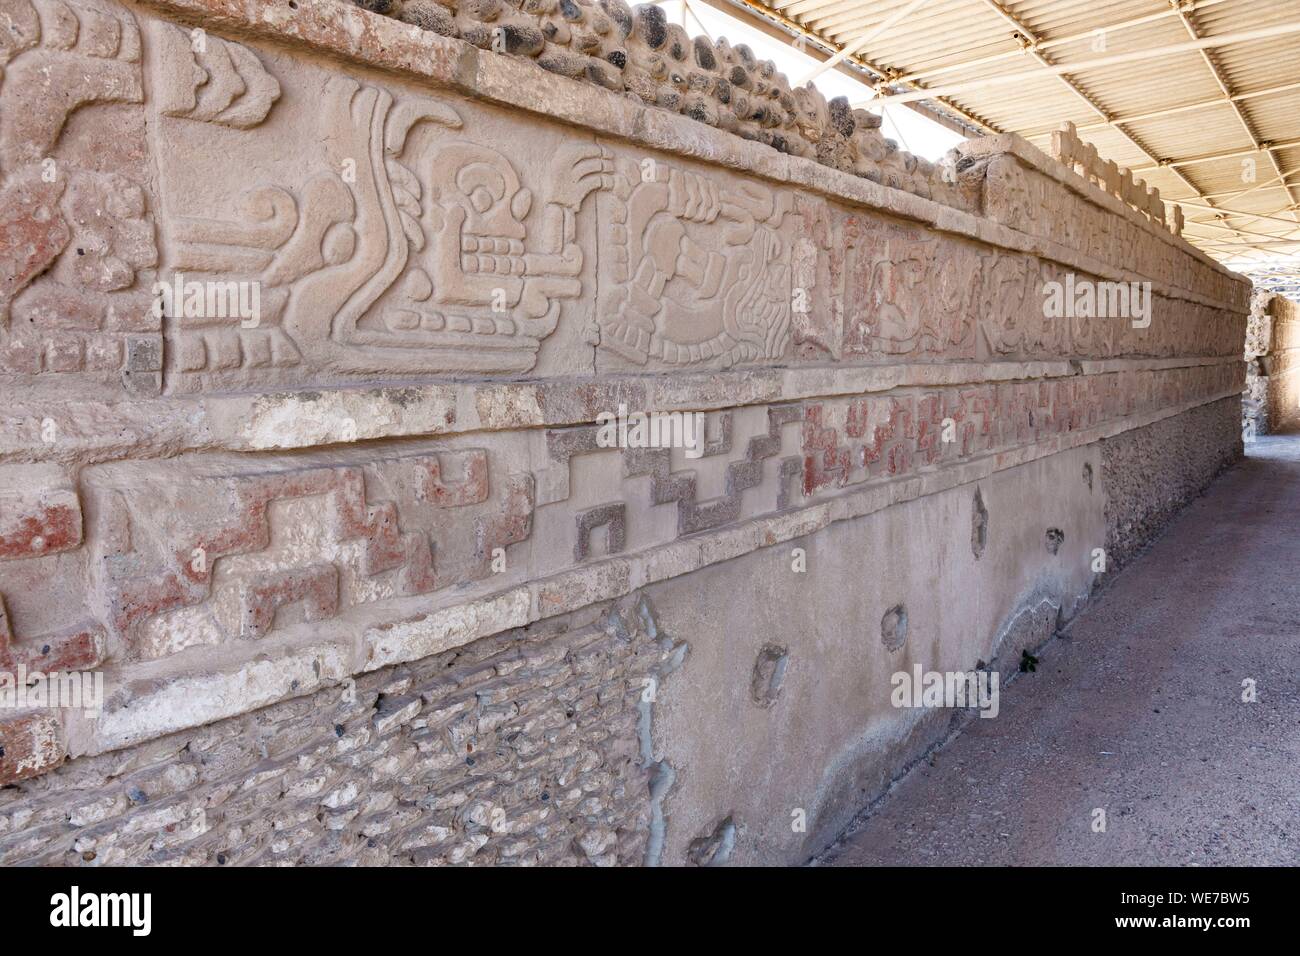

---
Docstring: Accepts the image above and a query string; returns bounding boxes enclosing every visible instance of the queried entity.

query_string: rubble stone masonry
[0,0,1248,864]
[1244,292,1300,436]
[0,597,676,866]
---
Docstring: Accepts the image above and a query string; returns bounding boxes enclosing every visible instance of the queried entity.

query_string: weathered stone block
[0,712,65,785]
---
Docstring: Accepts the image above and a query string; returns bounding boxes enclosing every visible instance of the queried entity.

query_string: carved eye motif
[469,186,495,214]
[439,146,531,243]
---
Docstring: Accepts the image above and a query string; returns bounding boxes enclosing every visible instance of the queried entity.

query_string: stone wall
[1244,292,1300,436]
[0,0,1248,864]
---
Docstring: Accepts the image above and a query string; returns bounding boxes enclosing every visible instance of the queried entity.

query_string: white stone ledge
[1,355,1242,462]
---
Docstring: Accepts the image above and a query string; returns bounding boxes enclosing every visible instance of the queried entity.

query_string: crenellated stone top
[1051,121,1181,236]
[351,0,973,210]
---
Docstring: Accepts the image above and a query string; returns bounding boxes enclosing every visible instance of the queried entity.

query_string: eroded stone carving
[86,448,521,661]
[546,404,803,536]
[0,0,158,394]
[842,215,979,359]
[970,144,1239,313]
[155,21,280,127]
[798,363,1239,498]
[0,0,1251,810]
[165,73,611,382]
[0,590,106,672]
[595,158,795,366]
[0,466,105,673]
[574,501,625,561]
[0,0,142,175]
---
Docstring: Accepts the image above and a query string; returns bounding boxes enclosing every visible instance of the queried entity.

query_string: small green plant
[1019,649,1039,673]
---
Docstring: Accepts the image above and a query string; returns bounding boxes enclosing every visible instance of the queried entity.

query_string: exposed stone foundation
[0,597,679,866]
[1101,396,1243,571]
[1244,291,1273,435]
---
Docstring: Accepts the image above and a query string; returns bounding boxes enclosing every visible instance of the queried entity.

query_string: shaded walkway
[822,433,1300,866]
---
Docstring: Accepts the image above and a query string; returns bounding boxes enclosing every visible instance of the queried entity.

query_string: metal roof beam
[888,0,1236,86]
[1130,138,1300,172]
[1176,6,1300,230]
[872,21,1300,106]
[1198,170,1300,202]
[798,0,932,84]
[1071,81,1300,135]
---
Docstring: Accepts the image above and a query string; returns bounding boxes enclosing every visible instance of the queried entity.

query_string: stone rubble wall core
[0,0,1248,865]
[353,0,978,212]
